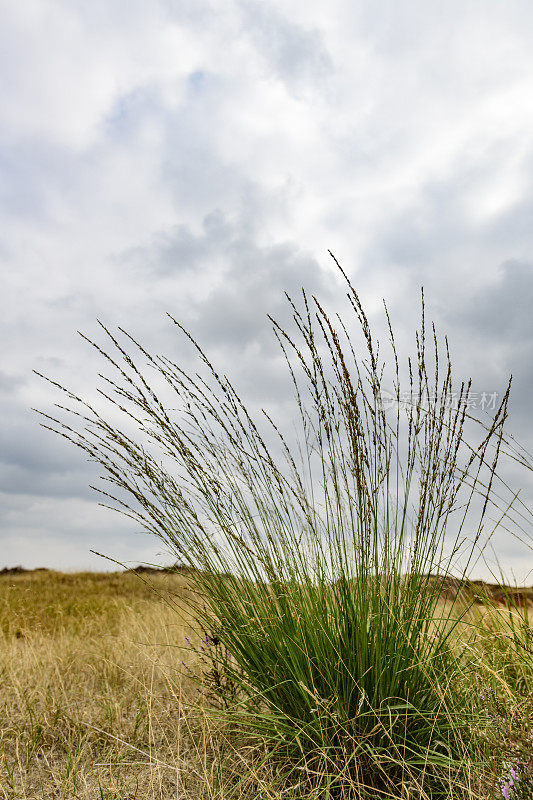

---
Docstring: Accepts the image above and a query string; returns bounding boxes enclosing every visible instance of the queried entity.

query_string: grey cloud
[488,196,533,253]
[196,242,329,341]
[0,148,46,219]
[443,260,533,429]
[460,260,533,341]
[161,0,215,30]
[189,247,332,403]
[162,127,249,215]
[347,169,533,460]
[117,208,333,343]
[354,170,533,423]
[0,139,87,223]
[1,418,82,473]
[33,355,69,372]
[238,0,333,88]
[102,84,165,144]
[0,463,97,500]
[115,209,336,403]
[0,491,146,571]
[0,369,25,395]
[117,210,233,276]
[0,401,100,499]
[367,183,469,269]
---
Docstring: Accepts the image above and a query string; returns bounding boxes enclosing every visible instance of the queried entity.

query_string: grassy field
[0,569,531,800]
[0,568,229,800]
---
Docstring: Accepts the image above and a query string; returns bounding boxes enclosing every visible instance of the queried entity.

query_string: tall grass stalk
[37,259,517,797]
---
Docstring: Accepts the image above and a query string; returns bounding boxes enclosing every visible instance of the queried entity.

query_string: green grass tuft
[36,258,531,797]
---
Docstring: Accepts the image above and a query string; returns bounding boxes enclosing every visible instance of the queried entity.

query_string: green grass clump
[38,257,529,798]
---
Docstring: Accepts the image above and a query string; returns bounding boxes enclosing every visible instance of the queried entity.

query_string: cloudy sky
[1,0,533,581]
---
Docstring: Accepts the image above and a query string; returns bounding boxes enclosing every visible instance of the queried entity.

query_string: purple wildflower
[501,765,521,799]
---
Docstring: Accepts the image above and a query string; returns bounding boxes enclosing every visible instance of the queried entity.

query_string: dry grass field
[0,568,239,800]
[1,569,531,800]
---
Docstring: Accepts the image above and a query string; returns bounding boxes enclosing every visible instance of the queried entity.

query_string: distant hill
[1,565,531,605]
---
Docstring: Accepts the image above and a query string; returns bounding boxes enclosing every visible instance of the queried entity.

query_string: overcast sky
[2,0,533,581]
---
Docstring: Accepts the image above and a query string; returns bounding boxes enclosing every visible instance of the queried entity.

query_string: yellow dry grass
[0,570,234,800]
[0,571,531,799]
